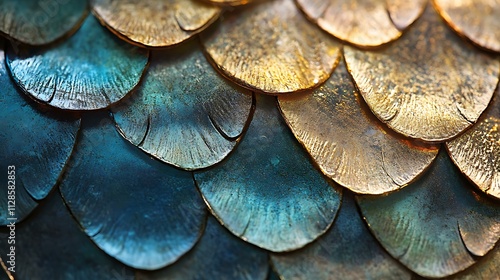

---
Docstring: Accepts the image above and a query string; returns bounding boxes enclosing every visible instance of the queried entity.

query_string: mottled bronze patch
[201,0,341,94]
[447,87,500,199]
[296,0,426,47]
[92,0,220,48]
[434,0,500,52]
[345,4,499,142]
[279,59,438,194]
[204,0,252,6]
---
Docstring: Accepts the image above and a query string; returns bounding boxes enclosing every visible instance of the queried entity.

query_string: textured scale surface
[357,150,500,278]
[344,4,499,142]
[60,113,206,270]
[137,216,269,280]
[1,0,500,279]
[449,244,500,279]
[296,0,426,47]
[271,192,412,280]
[447,87,500,199]
[0,192,135,280]
[434,0,500,53]
[201,0,341,94]
[279,59,438,195]
[92,0,220,48]
[113,41,253,170]
[0,0,87,45]
[7,15,149,110]
[0,47,80,225]
[195,94,342,252]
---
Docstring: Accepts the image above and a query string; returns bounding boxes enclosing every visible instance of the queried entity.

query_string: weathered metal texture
[0,46,80,225]
[344,4,500,142]
[447,80,500,199]
[195,94,342,252]
[137,216,269,280]
[60,113,206,270]
[434,0,500,53]
[450,244,500,279]
[201,0,341,94]
[204,0,252,6]
[113,41,253,170]
[6,15,149,110]
[279,59,438,195]
[0,192,135,280]
[271,192,412,280]
[357,150,500,278]
[92,0,220,48]
[0,0,88,45]
[296,0,426,47]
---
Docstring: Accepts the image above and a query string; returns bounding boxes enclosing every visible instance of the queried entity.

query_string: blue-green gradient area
[137,215,269,280]
[6,15,149,110]
[113,41,253,170]
[357,149,500,278]
[0,0,88,45]
[272,192,411,280]
[0,191,135,280]
[0,46,80,225]
[195,94,342,252]
[60,112,206,270]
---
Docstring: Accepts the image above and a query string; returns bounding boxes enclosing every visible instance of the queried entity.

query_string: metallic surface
[60,113,206,270]
[92,0,220,48]
[357,150,500,278]
[278,59,438,195]
[0,1,499,278]
[0,47,80,225]
[271,192,412,280]
[434,0,500,53]
[113,41,253,170]
[201,0,341,94]
[195,94,342,252]
[447,63,500,200]
[450,244,500,279]
[0,192,134,280]
[137,216,268,280]
[6,15,149,110]
[0,0,87,45]
[205,0,252,6]
[344,4,500,142]
[296,0,426,47]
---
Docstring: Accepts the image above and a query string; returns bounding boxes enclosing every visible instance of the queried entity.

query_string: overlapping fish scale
[195,94,343,252]
[0,1,499,279]
[295,0,426,47]
[137,215,269,280]
[357,149,500,278]
[6,14,149,111]
[449,244,500,279]
[59,112,207,270]
[0,44,80,225]
[0,191,135,280]
[112,40,253,171]
[91,0,221,48]
[271,192,412,280]
[433,0,500,53]
[278,58,439,195]
[447,85,500,200]
[344,3,499,142]
[0,0,88,46]
[201,0,342,94]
